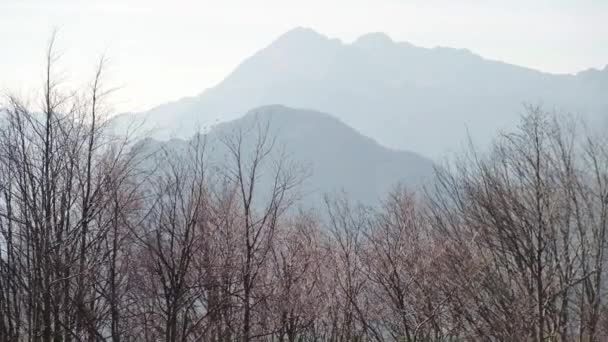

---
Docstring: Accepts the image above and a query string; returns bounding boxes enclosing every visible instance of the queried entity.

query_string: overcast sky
[1,0,607,113]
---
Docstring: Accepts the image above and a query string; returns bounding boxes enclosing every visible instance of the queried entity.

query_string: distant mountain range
[112,27,608,159]
[141,105,434,207]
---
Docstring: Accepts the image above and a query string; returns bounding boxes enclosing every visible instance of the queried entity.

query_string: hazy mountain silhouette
[113,27,608,158]
[141,105,434,206]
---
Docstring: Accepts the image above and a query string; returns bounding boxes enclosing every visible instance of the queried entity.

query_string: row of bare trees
[1,45,607,341]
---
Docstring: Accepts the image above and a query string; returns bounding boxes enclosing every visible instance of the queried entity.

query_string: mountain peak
[243,104,346,126]
[272,27,331,47]
[576,64,608,78]
[353,32,394,49]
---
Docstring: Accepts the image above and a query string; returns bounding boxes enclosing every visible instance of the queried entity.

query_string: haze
[2,0,607,113]
[2,2,608,341]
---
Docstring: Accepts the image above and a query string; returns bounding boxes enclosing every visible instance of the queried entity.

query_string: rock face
[113,27,608,159]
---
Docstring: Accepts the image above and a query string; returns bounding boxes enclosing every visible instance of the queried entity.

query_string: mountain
[112,27,608,158]
[142,105,434,206]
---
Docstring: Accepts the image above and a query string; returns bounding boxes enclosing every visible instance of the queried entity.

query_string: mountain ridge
[141,104,434,206]
[112,27,607,158]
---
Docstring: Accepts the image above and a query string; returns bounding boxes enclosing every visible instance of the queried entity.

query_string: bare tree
[129,137,210,342]
[220,117,304,341]
[0,34,142,341]
[428,106,608,341]
[267,211,326,342]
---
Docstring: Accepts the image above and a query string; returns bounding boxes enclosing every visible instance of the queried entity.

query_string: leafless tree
[267,211,326,342]
[128,137,210,342]
[0,34,142,341]
[429,106,608,341]
[220,118,305,341]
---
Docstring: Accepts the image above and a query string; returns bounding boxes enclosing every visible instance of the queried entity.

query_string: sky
[1,0,607,113]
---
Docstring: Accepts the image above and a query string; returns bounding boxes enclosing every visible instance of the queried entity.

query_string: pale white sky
[1,0,607,113]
